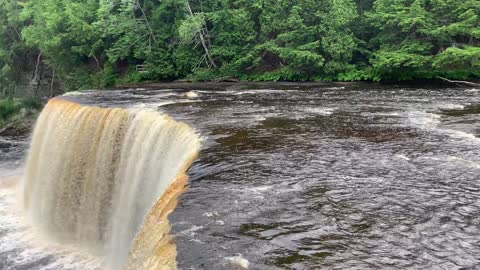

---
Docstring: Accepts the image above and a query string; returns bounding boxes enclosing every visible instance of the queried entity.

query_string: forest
[0,0,479,94]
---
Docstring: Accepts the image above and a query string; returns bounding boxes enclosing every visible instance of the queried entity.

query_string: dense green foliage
[0,0,30,96]
[0,0,478,90]
[0,99,18,120]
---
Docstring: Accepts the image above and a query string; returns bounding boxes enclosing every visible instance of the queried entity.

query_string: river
[1,82,480,269]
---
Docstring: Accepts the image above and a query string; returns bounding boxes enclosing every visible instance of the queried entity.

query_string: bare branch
[136,0,157,44]
[92,55,102,70]
[185,0,217,68]
[437,76,480,87]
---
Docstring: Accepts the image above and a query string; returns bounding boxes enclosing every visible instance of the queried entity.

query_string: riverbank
[113,78,479,92]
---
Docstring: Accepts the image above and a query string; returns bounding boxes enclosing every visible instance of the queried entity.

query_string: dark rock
[214,77,240,83]
[0,125,20,136]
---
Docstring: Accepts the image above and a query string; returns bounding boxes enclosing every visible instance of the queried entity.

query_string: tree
[0,0,477,90]
[0,0,26,97]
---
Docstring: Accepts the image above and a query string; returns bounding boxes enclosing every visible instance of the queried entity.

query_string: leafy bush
[0,99,20,120]
[21,96,42,110]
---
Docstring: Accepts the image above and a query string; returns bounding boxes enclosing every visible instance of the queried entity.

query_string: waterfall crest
[21,98,201,269]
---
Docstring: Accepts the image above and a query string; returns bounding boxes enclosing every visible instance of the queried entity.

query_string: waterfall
[21,98,201,269]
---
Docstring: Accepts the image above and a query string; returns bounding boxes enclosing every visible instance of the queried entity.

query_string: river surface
[1,82,480,269]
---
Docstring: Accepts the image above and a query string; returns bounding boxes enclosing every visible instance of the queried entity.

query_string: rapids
[1,82,480,269]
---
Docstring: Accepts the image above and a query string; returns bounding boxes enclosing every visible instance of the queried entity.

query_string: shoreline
[112,79,478,91]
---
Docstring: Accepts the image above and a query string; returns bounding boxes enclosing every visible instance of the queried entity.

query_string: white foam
[195,89,294,95]
[395,154,410,161]
[361,112,401,117]
[202,211,219,218]
[465,88,479,92]
[225,255,250,269]
[129,99,199,109]
[178,225,204,238]
[443,130,480,143]
[303,107,336,116]
[234,89,295,95]
[184,91,199,98]
[248,185,274,193]
[62,91,85,96]
[323,86,346,90]
[406,111,441,129]
[0,187,104,270]
[436,104,465,110]
[406,110,480,144]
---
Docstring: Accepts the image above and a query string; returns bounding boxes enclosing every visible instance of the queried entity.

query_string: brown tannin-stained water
[1,82,480,269]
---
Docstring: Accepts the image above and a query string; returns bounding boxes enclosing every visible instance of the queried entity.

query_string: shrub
[0,99,19,120]
[21,96,42,110]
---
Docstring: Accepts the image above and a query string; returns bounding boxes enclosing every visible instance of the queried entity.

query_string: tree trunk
[185,0,217,68]
[31,52,42,84]
[50,68,55,98]
[31,52,43,97]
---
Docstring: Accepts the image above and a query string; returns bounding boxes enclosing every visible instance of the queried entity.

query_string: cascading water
[21,98,201,269]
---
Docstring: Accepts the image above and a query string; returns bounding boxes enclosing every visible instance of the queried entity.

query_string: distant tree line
[0,0,478,92]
